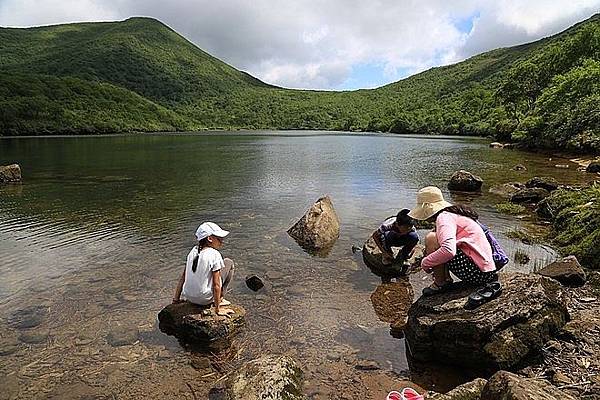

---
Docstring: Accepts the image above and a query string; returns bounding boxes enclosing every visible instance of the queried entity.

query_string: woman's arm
[422,214,457,268]
[172,266,186,303]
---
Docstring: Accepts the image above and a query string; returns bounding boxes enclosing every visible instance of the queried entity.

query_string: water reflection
[0,133,595,398]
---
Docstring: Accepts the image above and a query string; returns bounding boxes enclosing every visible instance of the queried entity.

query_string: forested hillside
[0,15,598,152]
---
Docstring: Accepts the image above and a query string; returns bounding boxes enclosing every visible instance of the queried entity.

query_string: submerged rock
[287,196,340,253]
[510,187,550,203]
[526,176,559,192]
[586,161,600,173]
[208,355,305,400]
[512,164,527,171]
[405,273,569,372]
[106,326,139,347]
[537,255,586,287]
[0,164,22,183]
[158,302,245,350]
[448,170,483,192]
[370,281,414,337]
[480,371,576,400]
[489,182,525,199]
[7,305,47,330]
[245,275,264,291]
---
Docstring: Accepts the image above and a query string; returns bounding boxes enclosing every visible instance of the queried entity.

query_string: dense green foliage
[540,184,600,269]
[0,15,599,152]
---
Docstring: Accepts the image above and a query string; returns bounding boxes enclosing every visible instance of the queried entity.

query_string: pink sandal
[386,388,424,400]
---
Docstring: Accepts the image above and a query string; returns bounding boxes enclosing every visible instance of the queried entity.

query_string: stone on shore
[208,355,305,400]
[0,164,22,183]
[489,142,504,149]
[158,302,245,350]
[362,233,424,279]
[489,182,525,199]
[586,161,600,173]
[537,256,586,287]
[428,378,487,400]
[405,273,569,372]
[448,170,483,192]
[287,196,340,253]
[510,187,550,203]
[480,371,576,400]
[526,176,559,192]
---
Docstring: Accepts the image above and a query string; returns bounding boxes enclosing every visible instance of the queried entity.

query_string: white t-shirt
[181,247,224,305]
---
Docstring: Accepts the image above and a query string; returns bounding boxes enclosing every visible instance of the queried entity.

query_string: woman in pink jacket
[408,186,498,296]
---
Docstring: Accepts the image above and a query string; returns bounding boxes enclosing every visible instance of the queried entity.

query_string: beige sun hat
[408,186,453,220]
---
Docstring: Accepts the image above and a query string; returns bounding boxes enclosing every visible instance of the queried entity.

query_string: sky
[0,1,599,90]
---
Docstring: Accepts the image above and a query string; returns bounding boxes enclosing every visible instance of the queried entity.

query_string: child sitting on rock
[373,209,419,272]
[172,222,235,316]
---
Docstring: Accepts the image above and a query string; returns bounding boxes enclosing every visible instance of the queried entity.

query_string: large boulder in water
[448,170,483,192]
[209,355,305,400]
[586,161,600,173]
[405,273,569,372]
[158,302,245,351]
[0,164,22,183]
[287,196,340,253]
[362,233,424,279]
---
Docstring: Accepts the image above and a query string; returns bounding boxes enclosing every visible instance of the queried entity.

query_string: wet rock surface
[0,164,22,183]
[362,234,424,280]
[537,255,586,287]
[448,170,483,192]
[428,378,487,400]
[405,273,569,372]
[158,301,245,350]
[480,371,576,400]
[489,182,525,199]
[287,196,340,253]
[510,187,550,203]
[526,176,559,192]
[208,355,305,400]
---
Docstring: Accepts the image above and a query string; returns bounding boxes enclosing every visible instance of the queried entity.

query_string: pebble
[190,356,210,370]
[245,275,264,291]
[354,360,380,371]
[552,371,572,385]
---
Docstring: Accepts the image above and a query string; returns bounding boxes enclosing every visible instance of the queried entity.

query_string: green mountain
[1,15,599,152]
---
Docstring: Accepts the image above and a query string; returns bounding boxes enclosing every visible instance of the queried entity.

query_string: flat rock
[287,196,340,254]
[480,371,576,400]
[537,255,586,287]
[526,176,559,192]
[489,182,525,199]
[405,273,569,372]
[208,355,305,400]
[362,233,424,279]
[0,164,22,183]
[448,170,483,192]
[510,187,550,203]
[158,302,245,350]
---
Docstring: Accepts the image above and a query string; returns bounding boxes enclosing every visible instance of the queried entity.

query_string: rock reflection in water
[370,279,414,338]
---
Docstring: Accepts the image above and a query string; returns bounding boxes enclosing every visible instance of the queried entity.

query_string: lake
[0,132,590,398]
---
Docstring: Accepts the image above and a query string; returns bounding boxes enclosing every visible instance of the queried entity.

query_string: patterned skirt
[447,248,497,284]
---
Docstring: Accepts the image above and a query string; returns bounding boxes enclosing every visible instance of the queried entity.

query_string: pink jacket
[421,211,496,272]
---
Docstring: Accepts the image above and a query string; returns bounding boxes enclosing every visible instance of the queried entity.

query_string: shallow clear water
[0,132,593,398]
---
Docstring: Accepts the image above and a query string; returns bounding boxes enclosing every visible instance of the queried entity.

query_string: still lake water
[0,132,591,398]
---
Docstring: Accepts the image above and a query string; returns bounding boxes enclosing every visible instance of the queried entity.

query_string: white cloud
[0,0,598,89]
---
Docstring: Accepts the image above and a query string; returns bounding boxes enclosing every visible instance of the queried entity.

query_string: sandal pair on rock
[464,281,502,310]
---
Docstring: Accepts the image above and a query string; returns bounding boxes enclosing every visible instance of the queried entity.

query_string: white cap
[195,222,230,241]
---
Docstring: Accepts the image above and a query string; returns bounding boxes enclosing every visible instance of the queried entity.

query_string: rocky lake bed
[1,133,599,399]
